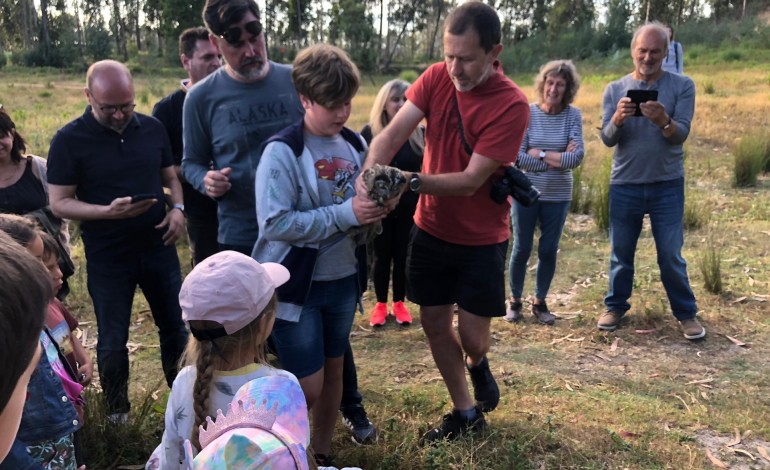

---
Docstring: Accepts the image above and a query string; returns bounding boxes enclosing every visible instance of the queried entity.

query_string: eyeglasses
[219,20,263,47]
[87,92,136,115]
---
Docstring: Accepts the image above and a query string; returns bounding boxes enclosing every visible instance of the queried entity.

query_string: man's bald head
[84,60,136,133]
[86,60,133,94]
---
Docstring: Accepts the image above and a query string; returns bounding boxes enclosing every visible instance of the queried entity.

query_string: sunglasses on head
[220,20,263,46]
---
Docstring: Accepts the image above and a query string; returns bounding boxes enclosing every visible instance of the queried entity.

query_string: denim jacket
[0,338,81,469]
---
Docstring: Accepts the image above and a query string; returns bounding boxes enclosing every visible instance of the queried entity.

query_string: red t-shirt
[406,61,529,245]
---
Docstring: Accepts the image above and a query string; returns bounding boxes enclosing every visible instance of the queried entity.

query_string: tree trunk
[134,0,141,51]
[21,0,36,49]
[383,4,416,70]
[427,0,442,60]
[377,0,384,70]
[40,0,50,62]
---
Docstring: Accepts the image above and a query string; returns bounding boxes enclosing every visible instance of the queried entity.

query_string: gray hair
[631,22,670,52]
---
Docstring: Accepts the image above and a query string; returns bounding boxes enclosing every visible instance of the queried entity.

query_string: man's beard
[231,57,267,82]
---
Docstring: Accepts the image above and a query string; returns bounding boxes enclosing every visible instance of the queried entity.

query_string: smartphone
[130,193,157,203]
[626,89,659,116]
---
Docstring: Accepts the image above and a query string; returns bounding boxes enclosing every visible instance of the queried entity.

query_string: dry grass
[6,63,770,469]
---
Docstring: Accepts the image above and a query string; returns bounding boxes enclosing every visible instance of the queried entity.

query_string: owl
[362,164,407,207]
[351,164,407,243]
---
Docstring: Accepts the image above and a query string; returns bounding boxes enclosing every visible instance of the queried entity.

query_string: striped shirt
[516,104,585,202]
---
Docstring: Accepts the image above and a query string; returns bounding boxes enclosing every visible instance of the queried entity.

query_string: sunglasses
[219,20,263,46]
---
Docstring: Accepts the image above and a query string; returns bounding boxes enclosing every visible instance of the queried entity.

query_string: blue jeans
[271,275,357,378]
[604,178,697,320]
[86,245,188,413]
[509,200,570,300]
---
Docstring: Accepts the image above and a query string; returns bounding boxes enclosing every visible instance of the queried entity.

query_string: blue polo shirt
[46,106,174,260]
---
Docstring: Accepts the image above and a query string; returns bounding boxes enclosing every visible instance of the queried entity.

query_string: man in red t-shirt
[360,1,529,444]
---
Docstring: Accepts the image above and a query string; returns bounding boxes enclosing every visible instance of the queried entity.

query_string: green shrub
[733,134,769,187]
[702,79,715,95]
[698,235,722,294]
[720,49,743,62]
[137,89,150,105]
[591,154,612,233]
[570,165,592,214]
[79,384,165,468]
[683,189,708,230]
[399,70,419,83]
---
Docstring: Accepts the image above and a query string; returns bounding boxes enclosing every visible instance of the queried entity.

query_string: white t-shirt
[146,363,298,470]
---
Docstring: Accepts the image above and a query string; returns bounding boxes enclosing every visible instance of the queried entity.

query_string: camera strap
[453,92,474,156]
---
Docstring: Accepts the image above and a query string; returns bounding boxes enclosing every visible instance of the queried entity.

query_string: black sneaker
[340,405,377,445]
[419,407,487,445]
[313,453,335,467]
[467,356,500,412]
[532,302,556,325]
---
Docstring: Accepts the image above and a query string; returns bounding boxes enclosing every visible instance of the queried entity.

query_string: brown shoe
[504,299,522,323]
[597,311,623,331]
[532,302,556,325]
[680,317,706,340]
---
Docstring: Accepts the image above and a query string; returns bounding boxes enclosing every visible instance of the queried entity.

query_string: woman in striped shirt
[505,60,585,325]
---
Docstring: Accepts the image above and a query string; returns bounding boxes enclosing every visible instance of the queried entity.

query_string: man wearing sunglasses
[181,0,303,256]
[46,60,189,422]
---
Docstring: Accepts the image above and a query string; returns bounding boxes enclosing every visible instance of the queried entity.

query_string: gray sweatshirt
[601,71,695,184]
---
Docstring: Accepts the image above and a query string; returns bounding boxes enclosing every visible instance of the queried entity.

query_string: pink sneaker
[392,301,413,325]
[370,302,388,327]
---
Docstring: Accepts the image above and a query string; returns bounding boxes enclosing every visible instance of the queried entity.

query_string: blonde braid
[190,340,215,449]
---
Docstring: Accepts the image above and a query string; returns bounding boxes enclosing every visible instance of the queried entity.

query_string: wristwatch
[408,173,422,193]
[662,118,673,130]
[538,151,546,161]
[172,203,186,216]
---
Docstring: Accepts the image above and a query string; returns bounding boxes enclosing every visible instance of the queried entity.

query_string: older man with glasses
[46,60,189,422]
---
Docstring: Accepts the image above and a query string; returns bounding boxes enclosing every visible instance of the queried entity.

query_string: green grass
[8,61,770,469]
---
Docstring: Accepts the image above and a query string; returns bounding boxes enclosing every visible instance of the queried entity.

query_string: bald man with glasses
[46,60,189,422]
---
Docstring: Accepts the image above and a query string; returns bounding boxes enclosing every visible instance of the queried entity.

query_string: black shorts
[406,227,508,317]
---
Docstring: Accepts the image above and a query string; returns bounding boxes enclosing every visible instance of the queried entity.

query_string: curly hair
[534,59,581,108]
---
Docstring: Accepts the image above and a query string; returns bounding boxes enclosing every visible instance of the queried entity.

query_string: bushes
[570,165,592,214]
[590,154,613,233]
[683,189,709,230]
[732,133,770,187]
[698,235,723,294]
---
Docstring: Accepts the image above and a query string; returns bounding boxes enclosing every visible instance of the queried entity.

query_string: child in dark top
[361,79,424,327]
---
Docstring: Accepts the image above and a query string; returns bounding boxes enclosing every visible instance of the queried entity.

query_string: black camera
[490,165,541,207]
